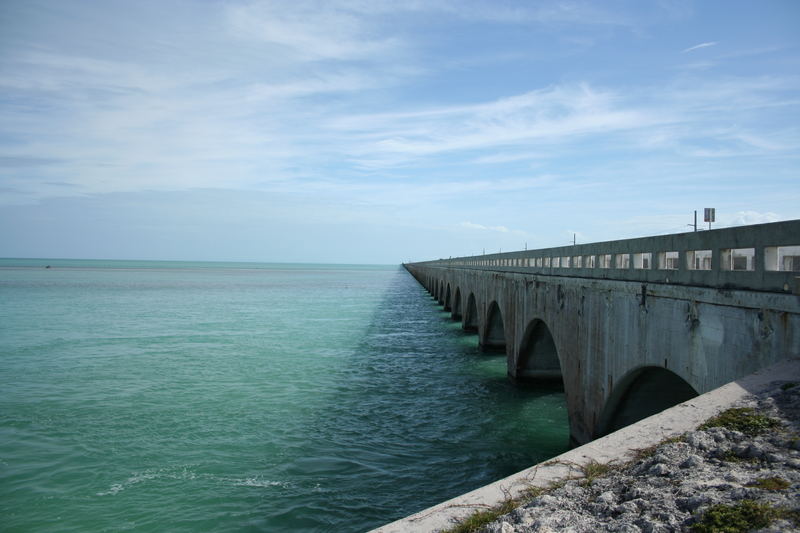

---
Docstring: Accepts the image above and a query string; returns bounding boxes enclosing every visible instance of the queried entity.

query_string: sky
[1,0,798,264]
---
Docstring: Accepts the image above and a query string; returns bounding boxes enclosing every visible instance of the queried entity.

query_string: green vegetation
[663,434,687,445]
[699,408,780,436]
[746,476,791,491]
[445,410,794,533]
[580,460,616,486]
[632,444,658,461]
[519,481,561,500]
[717,450,757,463]
[444,499,518,533]
[442,479,567,533]
[633,435,686,461]
[691,500,796,533]
[781,382,797,391]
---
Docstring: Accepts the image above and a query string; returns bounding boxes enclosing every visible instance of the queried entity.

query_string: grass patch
[632,435,686,462]
[445,499,518,533]
[442,478,569,533]
[691,500,779,532]
[580,460,616,485]
[691,500,800,532]
[699,407,780,436]
[746,476,791,491]
[632,444,659,461]
[663,434,687,445]
[717,450,757,463]
[519,481,559,500]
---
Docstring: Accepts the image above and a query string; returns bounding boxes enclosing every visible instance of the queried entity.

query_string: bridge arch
[464,293,478,331]
[516,319,563,385]
[444,283,452,311]
[452,287,462,319]
[597,366,699,437]
[437,280,444,304]
[481,301,506,351]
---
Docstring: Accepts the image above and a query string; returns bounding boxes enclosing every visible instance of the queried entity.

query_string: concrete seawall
[369,358,800,533]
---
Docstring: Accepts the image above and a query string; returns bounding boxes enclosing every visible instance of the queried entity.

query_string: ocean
[0,259,568,532]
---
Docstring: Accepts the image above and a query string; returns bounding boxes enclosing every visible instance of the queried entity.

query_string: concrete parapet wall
[414,220,800,294]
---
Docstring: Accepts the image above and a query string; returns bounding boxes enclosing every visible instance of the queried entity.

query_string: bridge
[404,220,800,446]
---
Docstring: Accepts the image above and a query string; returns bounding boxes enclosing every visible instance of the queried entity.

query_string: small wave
[95,467,197,496]
[234,477,289,488]
[96,483,125,496]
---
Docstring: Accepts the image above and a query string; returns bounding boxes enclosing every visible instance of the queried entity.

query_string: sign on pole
[704,208,715,223]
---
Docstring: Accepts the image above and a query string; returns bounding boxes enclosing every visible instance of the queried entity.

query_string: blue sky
[1,0,798,264]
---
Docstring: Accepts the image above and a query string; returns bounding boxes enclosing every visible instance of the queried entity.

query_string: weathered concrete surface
[407,265,800,445]
[369,358,800,533]
[420,220,800,294]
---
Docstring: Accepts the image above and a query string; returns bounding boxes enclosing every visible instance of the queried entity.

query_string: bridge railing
[410,219,800,294]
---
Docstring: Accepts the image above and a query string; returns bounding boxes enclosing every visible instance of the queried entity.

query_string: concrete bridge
[404,220,800,446]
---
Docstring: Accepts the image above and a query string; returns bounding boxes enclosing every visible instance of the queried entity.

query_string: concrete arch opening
[437,281,444,304]
[598,366,699,437]
[516,319,563,386]
[464,293,478,331]
[481,301,506,352]
[452,288,462,320]
[444,284,452,312]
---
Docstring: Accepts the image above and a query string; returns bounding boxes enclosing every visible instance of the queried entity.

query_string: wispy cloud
[471,152,544,165]
[225,1,405,61]
[725,211,781,226]
[461,221,510,233]
[1,1,798,234]
[1,1,799,262]
[331,84,665,167]
[459,221,528,238]
[682,41,718,53]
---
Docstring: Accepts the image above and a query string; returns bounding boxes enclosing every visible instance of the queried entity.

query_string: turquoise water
[0,260,568,532]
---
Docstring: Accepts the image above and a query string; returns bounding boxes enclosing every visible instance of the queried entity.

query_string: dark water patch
[267,268,569,532]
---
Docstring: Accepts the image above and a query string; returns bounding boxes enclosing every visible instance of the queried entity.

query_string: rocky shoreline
[475,381,800,533]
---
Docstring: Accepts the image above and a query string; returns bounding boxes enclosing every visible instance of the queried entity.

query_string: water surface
[0,259,568,532]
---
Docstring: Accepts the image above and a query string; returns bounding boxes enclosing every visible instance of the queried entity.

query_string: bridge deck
[412,219,800,294]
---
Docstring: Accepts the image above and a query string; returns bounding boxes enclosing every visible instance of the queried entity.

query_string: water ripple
[0,262,568,532]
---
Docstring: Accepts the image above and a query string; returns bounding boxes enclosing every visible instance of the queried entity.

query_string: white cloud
[1,0,799,239]
[458,222,530,239]
[225,1,403,61]
[460,221,509,233]
[682,41,718,53]
[332,84,665,167]
[725,211,781,226]
[471,152,543,165]
[420,1,635,27]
